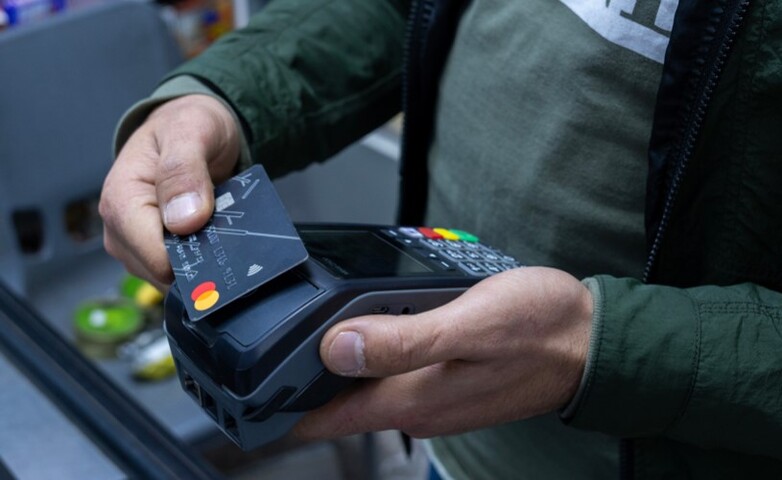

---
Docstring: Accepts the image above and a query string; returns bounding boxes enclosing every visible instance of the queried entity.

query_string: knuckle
[157,152,190,177]
[124,262,147,281]
[389,394,432,438]
[100,207,126,257]
[147,260,174,286]
[98,189,119,223]
[102,233,119,259]
[397,411,433,439]
[380,324,415,373]
[99,184,136,230]
[156,157,204,195]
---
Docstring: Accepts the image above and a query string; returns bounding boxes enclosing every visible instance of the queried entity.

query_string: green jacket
[167,0,782,477]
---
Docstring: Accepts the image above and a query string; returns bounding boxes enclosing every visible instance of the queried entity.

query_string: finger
[154,137,216,236]
[100,135,174,286]
[293,367,444,440]
[293,362,509,441]
[104,221,171,291]
[319,302,478,378]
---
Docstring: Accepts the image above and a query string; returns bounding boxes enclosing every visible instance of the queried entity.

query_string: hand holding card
[164,165,309,321]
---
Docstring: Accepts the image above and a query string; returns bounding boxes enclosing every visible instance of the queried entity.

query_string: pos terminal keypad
[381,226,523,277]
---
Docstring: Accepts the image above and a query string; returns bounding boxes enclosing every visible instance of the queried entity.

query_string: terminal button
[421,239,448,250]
[439,259,456,270]
[464,250,483,261]
[449,229,479,243]
[482,251,502,262]
[459,262,487,276]
[418,227,443,239]
[399,227,424,238]
[442,249,466,261]
[480,262,503,274]
[433,228,460,241]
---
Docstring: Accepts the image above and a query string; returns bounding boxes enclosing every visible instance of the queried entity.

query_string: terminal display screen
[300,230,431,278]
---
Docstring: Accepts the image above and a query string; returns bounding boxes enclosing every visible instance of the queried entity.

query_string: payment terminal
[164,224,522,450]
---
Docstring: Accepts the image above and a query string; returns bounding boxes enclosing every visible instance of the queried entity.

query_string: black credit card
[164,165,308,321]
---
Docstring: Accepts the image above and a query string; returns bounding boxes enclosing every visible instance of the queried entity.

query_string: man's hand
[99,95,241,290]
[294,267,592,440]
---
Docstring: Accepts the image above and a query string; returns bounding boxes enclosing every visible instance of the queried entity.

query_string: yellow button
[433,228,460,241]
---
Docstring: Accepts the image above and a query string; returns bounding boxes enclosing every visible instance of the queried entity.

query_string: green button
[450,229,479,242]
[434,228,460,241]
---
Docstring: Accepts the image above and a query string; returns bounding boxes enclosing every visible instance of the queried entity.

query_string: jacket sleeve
[165,0,409,178]
[568,276,782,461]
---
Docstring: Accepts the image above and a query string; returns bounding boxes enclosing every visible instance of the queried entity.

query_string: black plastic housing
[164,224,515,449]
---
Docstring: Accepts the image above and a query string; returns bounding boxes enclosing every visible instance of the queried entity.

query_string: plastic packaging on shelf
[160,0,234,57]
[1,0,64,26]
[1,0,107,29]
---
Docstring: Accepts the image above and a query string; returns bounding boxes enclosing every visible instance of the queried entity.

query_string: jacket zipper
[642,0,751,284]
[400,0,435,155]
[398,0,436,224]
[629,1,751,479]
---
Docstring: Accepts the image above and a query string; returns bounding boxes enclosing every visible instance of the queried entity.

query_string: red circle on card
[190,281,217,302]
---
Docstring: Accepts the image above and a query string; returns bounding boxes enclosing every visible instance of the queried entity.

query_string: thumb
[320,309,464,378]
[155,137,216,235]
[150,95,240,235]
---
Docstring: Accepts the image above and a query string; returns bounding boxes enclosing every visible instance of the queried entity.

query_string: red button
[417,227,443,239]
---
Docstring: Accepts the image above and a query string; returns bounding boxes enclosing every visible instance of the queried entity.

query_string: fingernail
[164,192,202,225]
[328,331,365,376]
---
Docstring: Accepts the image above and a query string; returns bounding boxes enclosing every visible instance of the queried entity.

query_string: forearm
[166,0,408,177]
[569,276,782,460]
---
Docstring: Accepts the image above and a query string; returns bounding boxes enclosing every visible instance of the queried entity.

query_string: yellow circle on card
[194,290,220,311]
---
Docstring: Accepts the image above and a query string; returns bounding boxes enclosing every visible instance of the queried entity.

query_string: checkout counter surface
[0,280,220,480]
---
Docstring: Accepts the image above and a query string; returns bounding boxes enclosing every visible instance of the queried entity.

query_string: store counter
[0,280,220,480]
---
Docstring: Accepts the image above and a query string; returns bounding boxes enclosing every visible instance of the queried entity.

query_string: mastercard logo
[191,281,220,311]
